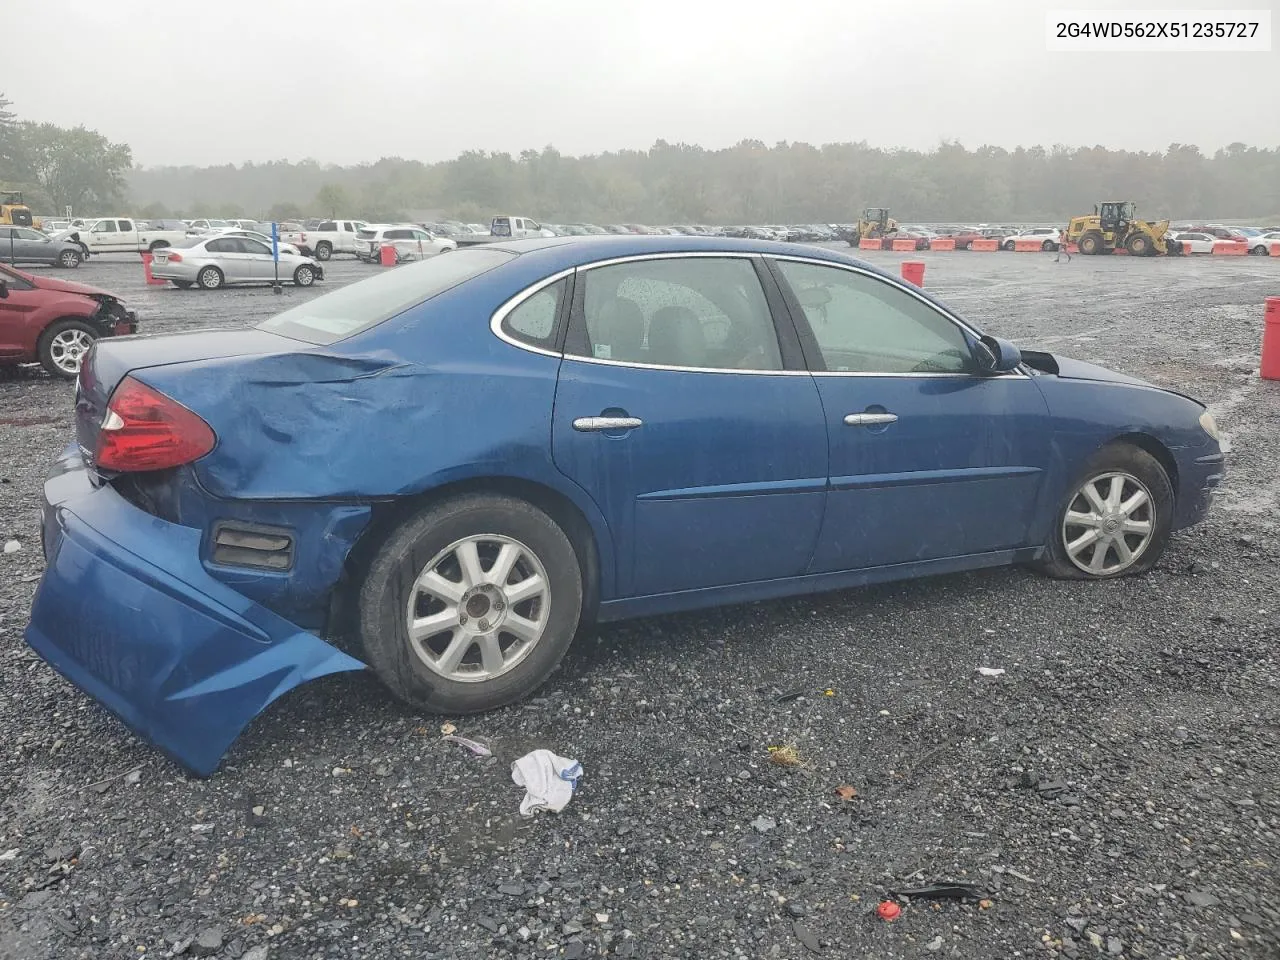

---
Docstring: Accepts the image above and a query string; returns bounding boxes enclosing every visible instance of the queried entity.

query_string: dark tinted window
[572,257,782,371]
[205,238,237,253]
[239,237,271,255]
[501,278,566,350]
[775,260,974,374]
[258,248,516,345]
[385,228,411,240]
[318,221,336,231]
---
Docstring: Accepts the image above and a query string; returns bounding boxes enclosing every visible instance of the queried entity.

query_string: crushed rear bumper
[25,444,365,776]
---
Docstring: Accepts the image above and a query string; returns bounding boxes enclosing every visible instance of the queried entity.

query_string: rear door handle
[844,412,899,426]
[573,416,643,432]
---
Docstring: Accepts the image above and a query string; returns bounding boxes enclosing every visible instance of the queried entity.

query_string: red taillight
[95,376,216,472]
[165,252,182,262]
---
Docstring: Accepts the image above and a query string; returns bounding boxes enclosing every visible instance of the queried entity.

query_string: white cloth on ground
[511,749,583,816]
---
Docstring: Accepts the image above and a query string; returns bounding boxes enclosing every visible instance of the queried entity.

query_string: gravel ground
[1,250,1278,960]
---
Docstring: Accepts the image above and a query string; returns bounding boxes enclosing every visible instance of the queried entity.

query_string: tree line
[2,95,1277,224]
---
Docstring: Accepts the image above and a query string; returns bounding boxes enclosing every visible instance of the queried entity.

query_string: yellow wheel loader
[1065,201,1176,256]
[841,207,898,246]
[0,189,36,228]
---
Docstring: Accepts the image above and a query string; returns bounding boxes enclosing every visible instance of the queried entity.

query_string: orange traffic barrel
[1262,297,1280,381]
[901,261,925,287]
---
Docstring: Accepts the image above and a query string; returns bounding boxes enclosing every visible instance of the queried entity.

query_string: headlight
[1199,410,1221,442]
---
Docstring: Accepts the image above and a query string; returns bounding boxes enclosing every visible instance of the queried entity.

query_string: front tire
[1038,444,1173,580]
[1127,233,1152,256]
[37,319,97,379]
[197,266,224,289]
[1042,240,1056,251]
[293,264,316,286]
[357,494,584,713]
[1002,240,1015,251]
[57,249,81,268]
[314,242,332,261]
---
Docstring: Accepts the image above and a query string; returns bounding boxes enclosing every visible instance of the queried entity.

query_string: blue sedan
[26,237,1225,774]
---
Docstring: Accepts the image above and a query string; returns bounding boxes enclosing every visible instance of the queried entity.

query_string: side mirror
[0,279,8,299]
[976,334,1021,373]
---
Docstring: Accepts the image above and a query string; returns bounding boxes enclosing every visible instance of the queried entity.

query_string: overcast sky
[7,0,1277,167]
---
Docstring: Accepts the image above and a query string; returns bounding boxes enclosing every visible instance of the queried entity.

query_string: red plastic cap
[877,901,901,921]
[95,376,216,472]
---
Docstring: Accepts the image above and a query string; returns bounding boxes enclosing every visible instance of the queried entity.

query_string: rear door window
[569,257,783,371]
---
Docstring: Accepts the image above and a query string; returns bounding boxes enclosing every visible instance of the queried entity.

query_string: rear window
[356,229,377,240]
[492,217,511,237]
[257,248,516,345]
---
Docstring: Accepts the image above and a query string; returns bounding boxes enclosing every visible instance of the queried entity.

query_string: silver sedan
[151,235,322,290]
[0,226,85,268]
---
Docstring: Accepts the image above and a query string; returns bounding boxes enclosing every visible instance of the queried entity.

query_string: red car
[0,263,137,379]
[943,229,987,250]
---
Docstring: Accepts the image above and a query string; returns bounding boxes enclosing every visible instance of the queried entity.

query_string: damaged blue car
[26,236,1225,775]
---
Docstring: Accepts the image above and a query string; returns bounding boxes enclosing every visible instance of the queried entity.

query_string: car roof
[478,234,866,269]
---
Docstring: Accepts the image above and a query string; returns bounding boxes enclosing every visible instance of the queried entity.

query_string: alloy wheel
[48,329,94,374]
[405,534,550,682]
[1062,471,1155,575]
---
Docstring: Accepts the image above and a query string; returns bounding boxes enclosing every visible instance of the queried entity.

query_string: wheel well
[149,240,170,250]
[329,477,603,641]
[1111,433,1179,496]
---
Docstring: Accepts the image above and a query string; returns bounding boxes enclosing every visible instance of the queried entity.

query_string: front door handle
[844,412,899,426]
[573,416,644,432]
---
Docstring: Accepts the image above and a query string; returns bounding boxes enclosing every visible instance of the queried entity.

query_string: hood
[1050,354,1155,388]
[32,272,120,300]
[1022,350,1154,389]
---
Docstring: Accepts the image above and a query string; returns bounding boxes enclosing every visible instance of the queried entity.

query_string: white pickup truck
[305,219,368,260]
[453,215,554,246]
[74,217,191,254]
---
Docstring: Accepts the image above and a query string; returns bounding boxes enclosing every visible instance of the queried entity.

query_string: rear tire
[314,242,332,261]
[293,264,316,287]
[1250,244,1269,256]
[1078,231,1105,255]
[197,266,224,289]
[37,319,97,379]
[1002,239,1015,251]
[357,494,583,713]
[1037,443,1173,580]
[1042,240,1056,251]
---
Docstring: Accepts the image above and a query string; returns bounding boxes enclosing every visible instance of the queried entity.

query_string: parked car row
[1170,228,1280,255]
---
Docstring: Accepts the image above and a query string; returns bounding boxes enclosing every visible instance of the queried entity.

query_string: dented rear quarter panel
[133,251,620,599]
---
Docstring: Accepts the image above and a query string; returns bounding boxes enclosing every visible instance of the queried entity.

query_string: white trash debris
[512,749,582,816]
[976,667,1006,677]
[443,734,492,757]
[3,540,20,555]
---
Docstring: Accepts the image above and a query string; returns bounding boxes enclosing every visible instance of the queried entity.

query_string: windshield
[258,248,515,345]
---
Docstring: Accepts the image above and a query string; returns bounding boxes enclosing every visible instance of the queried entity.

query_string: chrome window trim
[489,266,577,358]
[488,248,1024,380]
